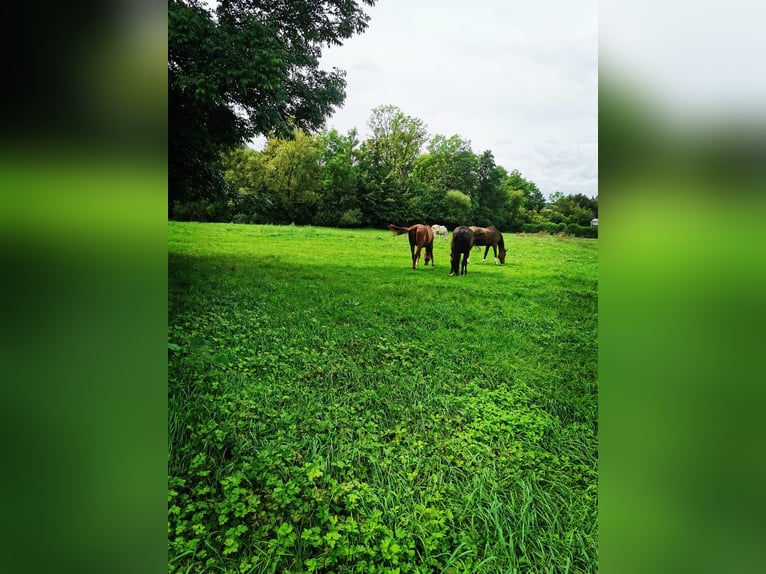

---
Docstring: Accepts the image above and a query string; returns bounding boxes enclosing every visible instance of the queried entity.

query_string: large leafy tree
[410,134,478,224]
[409,154,445,222]
[220,147,269,222]
[506,169,545,212]
[362,104,428,184]
[422,134,479,196]
[261,130,322,224]
[472,150,507,227]
[315,129,362,227]
[358,105,428,225]
[169,0,376,211]
[443,189,472,227]
[547,193,598,226]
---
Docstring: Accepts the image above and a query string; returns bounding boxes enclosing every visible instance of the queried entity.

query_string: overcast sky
[318,0,598,199]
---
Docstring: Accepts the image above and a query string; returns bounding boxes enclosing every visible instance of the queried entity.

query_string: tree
[169,0,376,213]
[501,188,527,230]
[221,146,269,223]
[570,193,598,216]
[358,105,428,225]
[424,134,479,196]
[363,105,428,184]
[261,130,322,224]
[443,190,472,227]
[506,169,545,212]
[473,150,506,227]
[547,191,565,205]
[547,193,597,226]
[409,134,477,223]
[315,129,362,226]
[409,154,444,223]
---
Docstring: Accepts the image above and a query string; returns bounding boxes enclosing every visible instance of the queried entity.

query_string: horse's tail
[388,224,412,236]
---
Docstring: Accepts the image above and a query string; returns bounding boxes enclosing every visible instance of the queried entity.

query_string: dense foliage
[169,0,377,211]
[168,0,596,233]
[171,105,598,235]
[169,223,598,573]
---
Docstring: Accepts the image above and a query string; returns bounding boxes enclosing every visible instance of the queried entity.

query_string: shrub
[519,222,597,237]
[171,199,232,222]
[521,222,566,234]
[231,213,250,224]
[339,208,363,227]
[565,223,598,238]
[443,189,472,227]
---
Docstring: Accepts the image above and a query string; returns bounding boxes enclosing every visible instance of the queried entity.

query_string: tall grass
[168,223,597,573]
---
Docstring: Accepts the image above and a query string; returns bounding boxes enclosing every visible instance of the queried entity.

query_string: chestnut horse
[469,226,506,264]
[388,224,434,269]
[450,226,474,276]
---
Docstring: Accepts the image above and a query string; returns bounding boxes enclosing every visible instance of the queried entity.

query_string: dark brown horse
[469,226,506,264]
[388,224,434,269]
[450,226,474,276]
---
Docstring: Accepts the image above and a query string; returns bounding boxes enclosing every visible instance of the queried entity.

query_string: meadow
[168,222,598,573]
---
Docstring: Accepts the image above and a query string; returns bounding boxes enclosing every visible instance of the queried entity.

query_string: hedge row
[520,222,598,238]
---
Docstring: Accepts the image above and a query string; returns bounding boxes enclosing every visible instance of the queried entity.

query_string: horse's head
[498,247,506,264]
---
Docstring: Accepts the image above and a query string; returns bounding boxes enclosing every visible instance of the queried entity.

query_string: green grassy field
[168,222,598,573]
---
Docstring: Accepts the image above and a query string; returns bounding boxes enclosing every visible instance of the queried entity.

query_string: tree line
[169,2,597,237]
[172,104,598,236]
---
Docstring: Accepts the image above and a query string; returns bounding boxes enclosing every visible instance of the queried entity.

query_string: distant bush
[565,224,598,238]
[231,213,251,224]
[444,189,472,227]
[171,201,202,222]
[339,208,363,227]
[521,222,565,234]
[520,222,597,238]
[172,200,232,222]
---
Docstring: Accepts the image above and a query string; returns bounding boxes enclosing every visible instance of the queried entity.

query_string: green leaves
[169,0,378,207]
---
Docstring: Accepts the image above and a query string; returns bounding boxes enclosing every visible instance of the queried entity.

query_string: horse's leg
[483,245,490,262]
[413,244,422,268]
[493,245,499,265]
[410,242,416,269]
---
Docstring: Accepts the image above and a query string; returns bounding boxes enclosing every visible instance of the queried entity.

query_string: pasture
[168,222,598,573]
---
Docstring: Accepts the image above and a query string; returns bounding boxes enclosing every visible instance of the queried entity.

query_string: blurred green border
[600,74,766,573]
[0,156,168,573]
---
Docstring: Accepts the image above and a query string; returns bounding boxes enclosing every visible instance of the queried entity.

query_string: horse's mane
[494,228,505,248]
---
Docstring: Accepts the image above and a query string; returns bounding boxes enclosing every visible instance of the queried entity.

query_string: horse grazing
[431,224,449,243]
[450,226,474,276]
[388,224,435,269]
[469,226,506,264]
